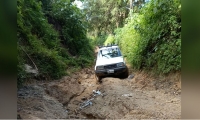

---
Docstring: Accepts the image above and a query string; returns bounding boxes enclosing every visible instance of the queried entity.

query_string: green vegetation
[17,0,93,87]
[115,0,181,74]
[17,0,181,87]
[83,0,129,36]
[87,0,181,74]
[104,34,115,46]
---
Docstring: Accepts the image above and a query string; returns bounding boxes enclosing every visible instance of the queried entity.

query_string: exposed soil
[17,65,181,119]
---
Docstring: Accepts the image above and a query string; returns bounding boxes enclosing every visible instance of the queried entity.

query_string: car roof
[99,45,119,50]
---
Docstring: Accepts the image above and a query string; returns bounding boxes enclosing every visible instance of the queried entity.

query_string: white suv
[94,45,128,81]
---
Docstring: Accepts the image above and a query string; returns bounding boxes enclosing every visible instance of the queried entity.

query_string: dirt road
[17,66,181,119]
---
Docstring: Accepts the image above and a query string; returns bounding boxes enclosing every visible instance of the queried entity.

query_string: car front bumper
[95,66,128,77]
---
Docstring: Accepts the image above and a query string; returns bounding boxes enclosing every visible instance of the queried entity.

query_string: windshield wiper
[102,54,109,59]
[100,50,109,59]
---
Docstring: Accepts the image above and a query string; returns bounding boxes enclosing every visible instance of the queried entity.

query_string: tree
[83,0,129,36]
[17,0,93,87]
[114,0,181,74]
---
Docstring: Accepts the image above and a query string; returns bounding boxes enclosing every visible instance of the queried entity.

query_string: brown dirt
[17,65,181,119]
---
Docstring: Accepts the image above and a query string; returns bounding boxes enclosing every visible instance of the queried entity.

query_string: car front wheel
[95,74,102,83]
[122,69,129,78]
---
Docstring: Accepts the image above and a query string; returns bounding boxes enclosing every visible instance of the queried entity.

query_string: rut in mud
[17,66,181,119]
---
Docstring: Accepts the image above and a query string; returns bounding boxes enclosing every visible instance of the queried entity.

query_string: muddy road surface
[17,67,181,119]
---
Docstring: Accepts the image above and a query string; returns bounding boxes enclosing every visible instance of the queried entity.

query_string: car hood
[96,56,124,66]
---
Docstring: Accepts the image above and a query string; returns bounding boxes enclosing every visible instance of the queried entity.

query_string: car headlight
[117,62,125,67]
[96,66,104,70]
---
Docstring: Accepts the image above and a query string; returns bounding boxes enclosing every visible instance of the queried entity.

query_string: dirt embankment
[17,67,181,119]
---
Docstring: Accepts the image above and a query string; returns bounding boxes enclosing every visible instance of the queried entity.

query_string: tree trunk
[130,0,133,9]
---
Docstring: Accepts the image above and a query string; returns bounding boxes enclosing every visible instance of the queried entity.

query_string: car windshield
[98,47,122,59]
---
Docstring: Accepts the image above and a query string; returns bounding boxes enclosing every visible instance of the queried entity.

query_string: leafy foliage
[104,34,115,46]
[17,0,93,87]
[83,0,129,36]
[93,35,108,46]
[114,14,141,65]
[114,0,181,74]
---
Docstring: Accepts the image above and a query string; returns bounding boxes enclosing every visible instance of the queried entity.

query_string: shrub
[114,0,181,74]
[17,0,94,87]
[104,34,115,45]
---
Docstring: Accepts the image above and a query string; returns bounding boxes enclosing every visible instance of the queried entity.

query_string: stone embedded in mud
[128,74,134,79]
[24,64,39,76]
[122,93,133,97]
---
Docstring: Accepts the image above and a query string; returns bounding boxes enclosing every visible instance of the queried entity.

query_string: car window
[98,47,122,59]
